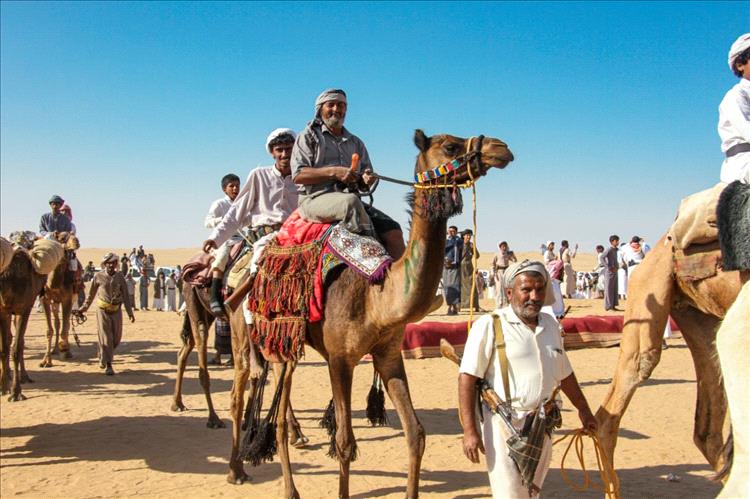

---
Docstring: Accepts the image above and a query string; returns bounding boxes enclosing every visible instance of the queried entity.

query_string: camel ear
[414,129,430,152]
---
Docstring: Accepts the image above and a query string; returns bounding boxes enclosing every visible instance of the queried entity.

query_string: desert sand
[0,249,721,498]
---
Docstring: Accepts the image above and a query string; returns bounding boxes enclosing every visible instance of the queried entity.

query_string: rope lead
[553,429,621,499]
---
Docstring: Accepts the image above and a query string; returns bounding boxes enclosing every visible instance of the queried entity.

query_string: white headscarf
[503,259,556,306]
[265,128,296,152]
[314,88,347,116]
[728,33,750,71]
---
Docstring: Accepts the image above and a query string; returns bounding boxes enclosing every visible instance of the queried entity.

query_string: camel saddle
[247,210,393,361]
[717,180,750,271]
[669,183,725,250]
[181,252,214,288]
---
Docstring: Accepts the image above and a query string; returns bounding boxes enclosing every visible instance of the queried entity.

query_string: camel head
[411,130,514,220]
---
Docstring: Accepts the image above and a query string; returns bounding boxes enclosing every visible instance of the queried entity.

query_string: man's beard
[322,114,344,129]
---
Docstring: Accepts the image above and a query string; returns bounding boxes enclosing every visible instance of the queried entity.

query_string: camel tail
[712,428,733,482]
[365,372,388,426]
[179,314,191,345]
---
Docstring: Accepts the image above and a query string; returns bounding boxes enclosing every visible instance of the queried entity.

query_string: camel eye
[443,143,460,156]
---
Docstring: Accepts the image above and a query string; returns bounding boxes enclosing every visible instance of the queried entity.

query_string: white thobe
[718,78,750,184]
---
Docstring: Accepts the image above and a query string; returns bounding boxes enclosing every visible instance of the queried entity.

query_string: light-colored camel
[716,279,750,498]
[39,235,80,367]
[172,279,308,446]
[596,236,745,474]
[0,250,48,401]
[229,130,514,498]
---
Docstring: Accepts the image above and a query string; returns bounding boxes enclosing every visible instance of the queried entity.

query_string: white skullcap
[728,33,750,71]
[265,128,296,152]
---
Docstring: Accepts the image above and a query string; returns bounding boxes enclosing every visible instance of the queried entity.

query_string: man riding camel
[39,194,72,239]
[720,33,750,185]
[202,128,300,318]
[291,88,405,259]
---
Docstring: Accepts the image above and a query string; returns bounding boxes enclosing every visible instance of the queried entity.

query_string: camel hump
[717,180,750,271]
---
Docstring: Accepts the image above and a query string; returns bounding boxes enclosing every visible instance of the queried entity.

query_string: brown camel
[596,235,746,474]
[228,130,514,498]
[0,250,48,401]
[171,278,308,445]
[39,234,80,368]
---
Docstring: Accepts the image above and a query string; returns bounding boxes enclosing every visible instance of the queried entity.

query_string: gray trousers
[96,308,123,364]
[603,270,619,310]
[299,192,374,236]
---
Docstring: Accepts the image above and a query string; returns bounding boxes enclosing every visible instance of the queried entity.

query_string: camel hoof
[291,436,309,448]
[20,374,33,384]
[171,401,188,412]
[207,416,225,429]
[40,359,53,368]
[227,470,251,485]
[8,392,27,402]
[62,351,73,359]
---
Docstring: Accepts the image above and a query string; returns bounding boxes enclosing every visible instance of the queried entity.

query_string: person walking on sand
[153,271,165,311]
[602,235,620,311]
[458,260,597,497]
[125,273,137,310]
[165,271,177,312]
[79,253,135,375]
[460,229,481,312]
[443,225,463,315]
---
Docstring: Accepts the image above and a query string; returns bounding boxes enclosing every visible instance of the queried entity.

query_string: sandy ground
[1,249,722,498]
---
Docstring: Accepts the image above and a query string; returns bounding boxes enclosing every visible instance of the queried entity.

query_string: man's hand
[79,306,88,314]
[203,240,217,253]
[334,166,359,185]
[462,429,485,463]
[128,314,136,323]
[362,169,376,186]
[578,408,598,433]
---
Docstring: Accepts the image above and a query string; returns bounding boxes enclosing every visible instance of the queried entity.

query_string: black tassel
[241,420,278,466]
[319,398,336,435]
[365,373,388,427]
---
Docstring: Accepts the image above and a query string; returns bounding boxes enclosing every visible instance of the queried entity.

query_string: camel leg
[288,400,309,448]
[8,310,31,401]
[717,281,750,497]
[196,321,224,428]
[373,341,425,499]
[15,315,33,384]
[673,306,728,471]
[274,361,300,499]
[40,299,55,367]
[328,357,356,499]
[0,312,11,395]
[227,351,252,485]
[59,298,73,359]
[596,240,673,466]
[171,315,194,412]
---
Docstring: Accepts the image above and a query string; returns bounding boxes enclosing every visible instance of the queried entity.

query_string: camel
[171,278,308,446]
[0,249,48,401]
[595,235,745,474]
[227,130,514,498]
[39,234,80,368]
[716,280,750,498]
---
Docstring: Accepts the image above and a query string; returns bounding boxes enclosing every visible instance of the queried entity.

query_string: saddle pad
[326,224,392,284]
[670,183,724,250]
[673,243,721,282]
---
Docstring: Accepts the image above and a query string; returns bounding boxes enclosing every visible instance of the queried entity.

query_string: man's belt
[726,143,750,158]
[244,223,282,244]
[97,299,122,313]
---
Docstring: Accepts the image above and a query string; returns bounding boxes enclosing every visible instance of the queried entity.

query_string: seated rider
[720,33,750,185]
[203,173,241,316]
[39,194,72,240]
[291,88,405,259]
[203,128,300,318]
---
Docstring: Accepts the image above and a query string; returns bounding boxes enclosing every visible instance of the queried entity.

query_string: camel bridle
[412,135,486,190]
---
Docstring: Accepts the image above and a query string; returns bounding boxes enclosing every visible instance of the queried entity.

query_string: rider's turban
[728,33,750,71]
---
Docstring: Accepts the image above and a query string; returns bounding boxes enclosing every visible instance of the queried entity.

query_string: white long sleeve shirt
[204,195,232,229]
[718,78,750,184]
[208,165,298,247]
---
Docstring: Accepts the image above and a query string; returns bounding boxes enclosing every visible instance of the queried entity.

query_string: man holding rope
[458,260,597,498]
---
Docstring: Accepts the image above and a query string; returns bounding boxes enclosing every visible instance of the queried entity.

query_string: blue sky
[1,1,747,253]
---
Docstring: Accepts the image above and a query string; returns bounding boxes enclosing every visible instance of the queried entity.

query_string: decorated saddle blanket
[248,210,393,361]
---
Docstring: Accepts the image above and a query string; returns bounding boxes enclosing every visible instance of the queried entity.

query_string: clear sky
[1,1,747,253]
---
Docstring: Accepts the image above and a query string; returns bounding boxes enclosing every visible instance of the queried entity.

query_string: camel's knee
[336,431,357,462]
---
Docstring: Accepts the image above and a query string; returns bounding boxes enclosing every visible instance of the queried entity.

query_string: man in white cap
[79,252,135,375]
[719,33,750,184]
[291,88,405,258]
[458,260,597,498]
[203,128,299,319]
